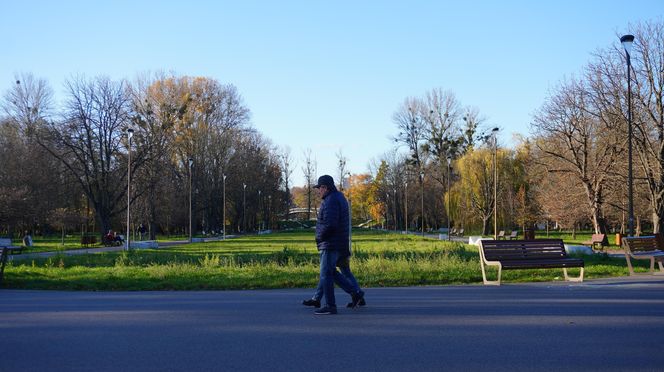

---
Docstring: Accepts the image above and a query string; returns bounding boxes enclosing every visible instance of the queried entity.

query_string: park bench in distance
[508,230,519,240]
[621,236,664,276]
[0,238,21,284]
[478,239,585,285]
[582,233,607,250]
[497,230,506,240]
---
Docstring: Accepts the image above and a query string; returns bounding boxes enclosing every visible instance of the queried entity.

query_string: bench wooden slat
[622,236,664,276]
[478,239,584,285]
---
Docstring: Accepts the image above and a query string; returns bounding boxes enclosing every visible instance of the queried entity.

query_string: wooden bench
[497,230,506,240]
[478,239,585,285]
[0,238,24,255]
[0,239,22,284]
[621,236,664,276]
[582,233,607,250]
[508,230,519,240]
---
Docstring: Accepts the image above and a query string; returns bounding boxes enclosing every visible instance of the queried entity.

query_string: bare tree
[622,21,664,232]
[32,76,135,238]
[336,148,348,191]
[532,77,623,234]
[280,146,294,221]
[302,148,316,220]
[393,98,427,172]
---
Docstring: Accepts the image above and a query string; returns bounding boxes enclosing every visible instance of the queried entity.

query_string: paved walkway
[1,276,663,371]
[8,236,239,261]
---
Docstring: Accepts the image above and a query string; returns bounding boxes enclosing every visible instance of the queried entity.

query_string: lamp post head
[447,156,452,165]
[223,174,226,181]
[620,34,635,56]
[492,127,499,134]
[127,127,134,140]
[188,158,193,167]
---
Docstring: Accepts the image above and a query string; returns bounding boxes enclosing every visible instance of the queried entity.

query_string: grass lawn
[3,229,646,291]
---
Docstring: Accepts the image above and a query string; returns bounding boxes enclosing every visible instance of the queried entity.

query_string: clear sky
[2,0,662,185]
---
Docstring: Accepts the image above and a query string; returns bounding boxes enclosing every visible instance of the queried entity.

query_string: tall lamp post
[420,171,424,235]
[188,158,193,243]
[404,181,408,234]
[258,190,262,232]
[126,127,134,251]
[492,127,499,240]
[621,34,635,237]
[345,171,352,251]
[393,188,397,232]
[222,174,227,240]
[447,155,452,241]
[243,183,247,233]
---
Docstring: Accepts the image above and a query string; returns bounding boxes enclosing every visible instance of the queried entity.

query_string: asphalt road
[1,276,664,372]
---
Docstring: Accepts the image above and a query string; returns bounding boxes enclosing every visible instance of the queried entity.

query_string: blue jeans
[318,249,342,307]
[313,254,360,303]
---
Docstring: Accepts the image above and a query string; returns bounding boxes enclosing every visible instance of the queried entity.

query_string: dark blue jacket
[315,187,350,254]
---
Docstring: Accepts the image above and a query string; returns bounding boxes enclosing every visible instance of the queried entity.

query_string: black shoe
[346,297,366,308]
[348,291,365,309]
[314,306,337,315]
[302,299,321,308]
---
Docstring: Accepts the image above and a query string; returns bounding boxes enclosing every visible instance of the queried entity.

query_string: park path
[7,237,236,261]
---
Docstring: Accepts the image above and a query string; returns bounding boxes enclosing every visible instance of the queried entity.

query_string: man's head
[313,175,335,197]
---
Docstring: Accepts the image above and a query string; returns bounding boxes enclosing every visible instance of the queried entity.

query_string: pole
[447,158,451,241]
[420,171,424,235]
[223,174,226,240]
[126,130,132,250]
[393,189,397,232]
[627,52,634,237]
[243,183,247,233]
[346,172,352,252]
[405,182,408,234]
[493,133,498,240]
[189,158,193,243]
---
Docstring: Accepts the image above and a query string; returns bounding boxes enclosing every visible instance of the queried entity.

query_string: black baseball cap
[313,175,335,189]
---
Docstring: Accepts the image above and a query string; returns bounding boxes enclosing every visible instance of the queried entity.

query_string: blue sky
[2,0,662,185]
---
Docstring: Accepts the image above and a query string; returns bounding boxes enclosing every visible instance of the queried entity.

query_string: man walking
[305,175,364,315]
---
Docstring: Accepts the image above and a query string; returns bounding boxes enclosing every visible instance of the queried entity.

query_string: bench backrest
[498,231,505,237]
[0,238,12,247]
[509,231,518,238]
[480,239,568,261]
[591,234,606,243]
[622,236,662,253]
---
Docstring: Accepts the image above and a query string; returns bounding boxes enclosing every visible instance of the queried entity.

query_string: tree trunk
[482,217,490,236]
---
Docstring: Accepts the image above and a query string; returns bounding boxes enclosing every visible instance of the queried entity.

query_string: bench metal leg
[563,267,584,282]
[626,254,664,276]
[480,261,502,286]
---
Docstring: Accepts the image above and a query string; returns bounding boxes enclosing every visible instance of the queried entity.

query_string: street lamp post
[385,192,389,230]
[189,158,193,243]
[393,188,397,232]
[492,127,499,240]
[447,155,452,241]
[258,190,262,233]
[126,128,134,250]
[621,34,635,237]
[345,172,352,251]
[243,183,247,233]
[223,174,227,240]
[420,171,424,235]
[405,181,408,234]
